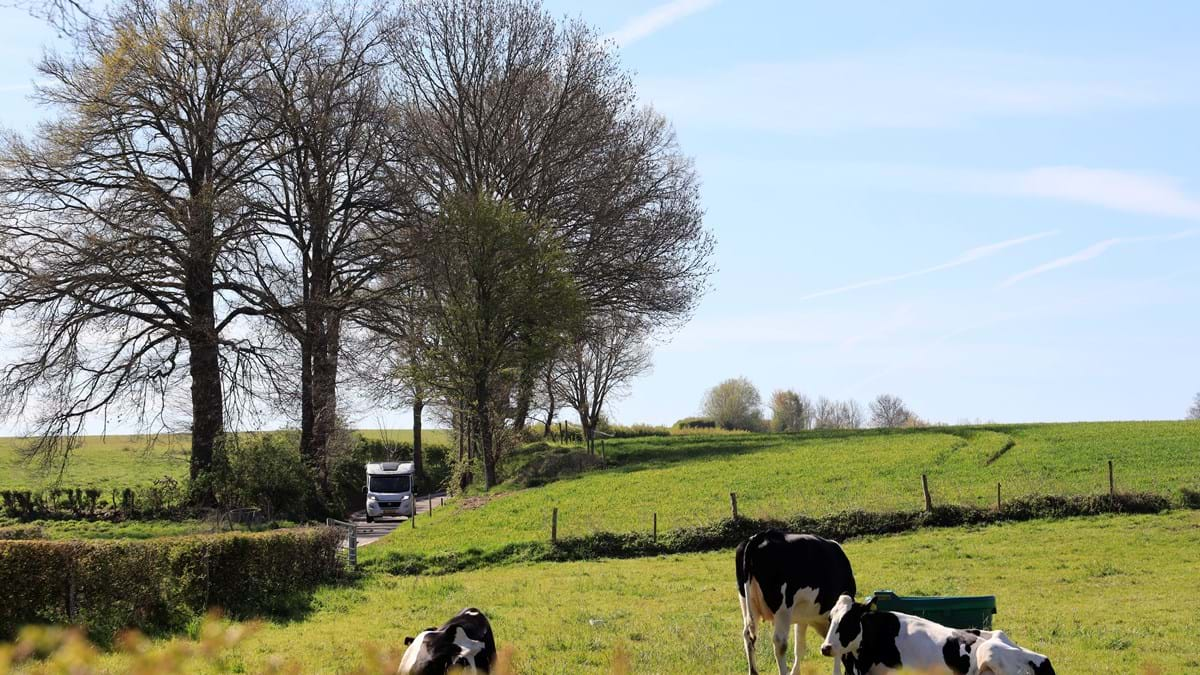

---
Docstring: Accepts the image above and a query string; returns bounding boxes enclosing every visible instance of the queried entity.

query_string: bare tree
[2,1,93,33]
[385,0,713,428]
[553,315,652,453]
[769,389,812,432]
[870,394,914,428]
[235,1,408,486]
[813,397,864,430]
[1188,392,1200,421]
[0,0,279,488]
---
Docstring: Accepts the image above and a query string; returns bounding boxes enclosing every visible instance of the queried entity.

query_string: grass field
[0,518,212,540]
[0,429,450,490]
[363,421,1200,562]
[96,511,1200,673]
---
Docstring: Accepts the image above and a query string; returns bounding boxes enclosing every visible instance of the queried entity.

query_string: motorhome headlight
[366,495,377,502]
[401,495,410,500]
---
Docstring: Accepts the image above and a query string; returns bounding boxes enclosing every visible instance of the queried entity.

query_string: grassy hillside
[0,429,449,490]
[0,434,192,490]
[97,512,1200,674]
[364,421,1200,561]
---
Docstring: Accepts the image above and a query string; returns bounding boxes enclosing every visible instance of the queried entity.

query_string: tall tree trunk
[456,405,465,461]
[476,377,497,488]
[188,336,224,481]
[299,335,315,466]
[412,394,424,486]
[577,407,593,455]
[310,312,339,490]
[184,224,224,502]
[512,368,535,432]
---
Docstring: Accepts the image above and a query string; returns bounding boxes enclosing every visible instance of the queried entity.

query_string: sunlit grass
[96,511,1200,674]
[363,421,1200,561]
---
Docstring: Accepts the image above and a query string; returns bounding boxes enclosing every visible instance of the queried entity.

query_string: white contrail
[798,230,1057,301]
[1002,228,1200,287]
[604,0,720,47]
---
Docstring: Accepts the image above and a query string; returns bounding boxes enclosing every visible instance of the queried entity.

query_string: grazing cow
[820,594,996,675]
[398,608,496,675]
[736,530,857,675]
[968,631,1056,675]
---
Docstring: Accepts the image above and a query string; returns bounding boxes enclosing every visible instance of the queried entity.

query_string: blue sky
[2,1,1198,433]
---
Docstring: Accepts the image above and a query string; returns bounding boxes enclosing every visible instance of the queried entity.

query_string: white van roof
[366,461,415,475]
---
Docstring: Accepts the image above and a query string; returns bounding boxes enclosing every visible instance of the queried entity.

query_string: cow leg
[788,622,807,675]
[771,610,791,675]
[740,589,759,675]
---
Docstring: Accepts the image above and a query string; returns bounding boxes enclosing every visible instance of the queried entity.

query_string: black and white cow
[968,631,1056,675]
[398,608,497,675]
[736,530,857,675]
[820,594,996,675]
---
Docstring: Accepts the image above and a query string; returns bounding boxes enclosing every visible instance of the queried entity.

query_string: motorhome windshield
[369,474,411,494]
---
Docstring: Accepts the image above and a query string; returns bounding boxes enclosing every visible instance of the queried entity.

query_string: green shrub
[511,448,605,488]
[196,433,316,521]
[0,527,342,642]
[673,417,716,429]
[1182,487,1200,509]
[598,423,671,438]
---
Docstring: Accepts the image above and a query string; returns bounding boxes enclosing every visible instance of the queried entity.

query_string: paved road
[350,491,447,546]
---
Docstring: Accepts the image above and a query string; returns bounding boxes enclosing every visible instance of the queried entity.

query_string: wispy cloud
[604,0,720,47]
[641,50,1175,133]
[977,166,1200,221]
[840,163,1200,222]
[1002,229,1200,286]
[798,230,1057,301]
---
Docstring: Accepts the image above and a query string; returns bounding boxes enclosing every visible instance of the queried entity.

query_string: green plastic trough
[866,590,997,630]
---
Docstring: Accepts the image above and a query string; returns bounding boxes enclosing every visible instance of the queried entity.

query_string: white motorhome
[364,461,415,522]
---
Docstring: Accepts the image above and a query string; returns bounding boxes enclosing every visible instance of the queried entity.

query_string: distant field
[364,421,1200,561]
[0,429,449,490]
[97,512,1200,674]
[0,433,192,490]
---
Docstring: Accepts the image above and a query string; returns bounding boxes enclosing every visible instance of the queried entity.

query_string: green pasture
[363,421,1200,562]
[99,511,1200,674]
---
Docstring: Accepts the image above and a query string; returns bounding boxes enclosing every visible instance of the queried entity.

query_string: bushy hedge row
[367,492,1175,576]
[673,416,716,429]
[0,527,343,642]
[1,478,187,522]
[598,423,672,438]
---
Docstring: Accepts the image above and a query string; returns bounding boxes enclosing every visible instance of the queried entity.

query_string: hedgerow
[0,527,343,642]
[365,491,1174,576]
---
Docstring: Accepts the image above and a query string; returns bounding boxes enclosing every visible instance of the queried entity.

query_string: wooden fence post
[996,483,1001,512]
[1108,460,1114,497]
[921,474,932,512]
[411,508,416,528]
[730,492,739,520]
[653,512,657,542]
[428,494,433,516]
[551,507,558,543]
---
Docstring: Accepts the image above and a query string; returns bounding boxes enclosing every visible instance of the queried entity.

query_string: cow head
[820,594,868,658]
